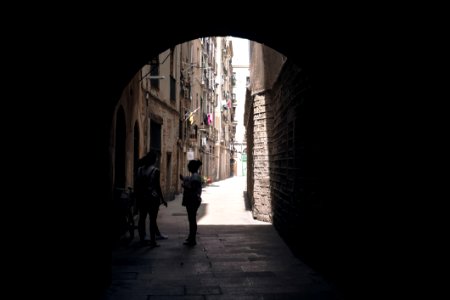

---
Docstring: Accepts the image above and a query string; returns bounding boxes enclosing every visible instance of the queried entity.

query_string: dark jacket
[135,165,162,208]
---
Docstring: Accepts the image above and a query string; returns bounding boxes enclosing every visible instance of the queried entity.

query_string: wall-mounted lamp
[148,75,166,80]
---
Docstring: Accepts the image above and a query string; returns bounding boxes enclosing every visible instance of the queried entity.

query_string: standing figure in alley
[135,150,167,247]
[180,159,203,246]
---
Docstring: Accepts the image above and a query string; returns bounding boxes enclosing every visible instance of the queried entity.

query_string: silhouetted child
[180,159,202,246]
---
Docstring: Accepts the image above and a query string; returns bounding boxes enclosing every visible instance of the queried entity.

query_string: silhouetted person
[135,150,167,247]
[180,159,203,246]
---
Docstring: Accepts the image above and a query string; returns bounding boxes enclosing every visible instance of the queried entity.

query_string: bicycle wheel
[127,210,135,240]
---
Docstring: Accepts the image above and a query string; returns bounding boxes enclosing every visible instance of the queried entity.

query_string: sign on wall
[187,149,194,161]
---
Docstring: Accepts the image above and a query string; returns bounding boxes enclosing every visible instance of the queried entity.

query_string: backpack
[135,166,159,206]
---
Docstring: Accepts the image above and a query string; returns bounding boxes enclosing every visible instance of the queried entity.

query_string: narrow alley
[102,176,341,299]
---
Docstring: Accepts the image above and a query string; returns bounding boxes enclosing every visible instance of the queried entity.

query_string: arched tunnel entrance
[41,18,391,299]
[105,36,369,299]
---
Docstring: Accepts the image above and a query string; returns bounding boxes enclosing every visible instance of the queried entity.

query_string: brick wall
[244,89,255,211]
[247,59,332,276]
[269,61,314,233]
[269,61,337,280]
[252,93,273,221]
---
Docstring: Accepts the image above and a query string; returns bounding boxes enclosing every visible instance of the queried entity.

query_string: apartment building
[110,37,235,240]
[214,37,235,180]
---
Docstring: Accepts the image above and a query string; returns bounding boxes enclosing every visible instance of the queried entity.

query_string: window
[170,76,176,101]
[150,57,159,90]
[170,47,174,77]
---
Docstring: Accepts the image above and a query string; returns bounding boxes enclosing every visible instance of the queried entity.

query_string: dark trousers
[138,204,159,242]
[186,202,200,241]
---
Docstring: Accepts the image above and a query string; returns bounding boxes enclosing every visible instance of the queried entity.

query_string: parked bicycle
[115,186,137,241]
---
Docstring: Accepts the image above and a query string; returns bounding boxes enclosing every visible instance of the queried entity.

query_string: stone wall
[246,58,331,277]
[244,89,255,211]
[251,93,273,222]
[269,61,316,235]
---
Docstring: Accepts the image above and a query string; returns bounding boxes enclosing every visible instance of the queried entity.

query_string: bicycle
[116,187,137,241]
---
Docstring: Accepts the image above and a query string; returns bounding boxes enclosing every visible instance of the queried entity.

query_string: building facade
[231,37,250,177]
[214,37,235,180]
[110,37,235,241]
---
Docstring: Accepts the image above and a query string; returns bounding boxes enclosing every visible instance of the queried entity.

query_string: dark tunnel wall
[16,9,406,298]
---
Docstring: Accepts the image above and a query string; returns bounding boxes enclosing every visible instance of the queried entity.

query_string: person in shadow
[135,150,167,247]
[180,159,203,246]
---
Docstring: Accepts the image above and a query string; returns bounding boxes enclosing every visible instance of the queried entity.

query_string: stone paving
[102,176,341,299]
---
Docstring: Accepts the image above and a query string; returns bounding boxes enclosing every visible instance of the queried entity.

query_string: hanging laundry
[207,113,212,125]
[185,106,200,125]
[189,113,195,125]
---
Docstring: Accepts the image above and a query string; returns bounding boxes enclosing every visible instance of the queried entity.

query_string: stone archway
[41,15,392,298]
